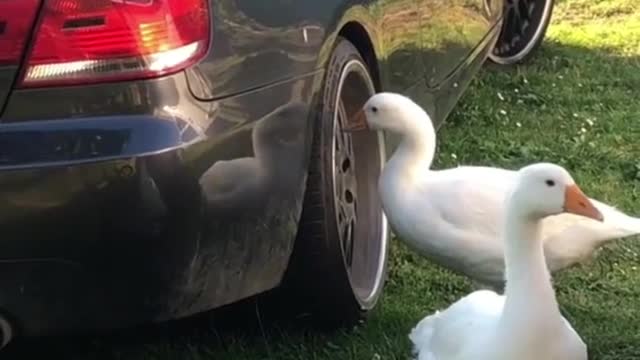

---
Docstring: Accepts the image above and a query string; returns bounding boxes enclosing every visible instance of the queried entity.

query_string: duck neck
[388,116,436,180]
[501,208,559,323]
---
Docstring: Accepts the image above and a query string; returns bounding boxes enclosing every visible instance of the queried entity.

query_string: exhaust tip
[0,315,13,349]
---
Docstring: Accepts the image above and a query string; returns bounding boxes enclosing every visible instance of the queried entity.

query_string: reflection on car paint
[0,0,502,336]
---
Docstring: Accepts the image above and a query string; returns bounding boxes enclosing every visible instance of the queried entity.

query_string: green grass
[7,1,640,359]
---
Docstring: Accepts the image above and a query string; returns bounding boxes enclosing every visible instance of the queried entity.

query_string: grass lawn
[6,0,640,359]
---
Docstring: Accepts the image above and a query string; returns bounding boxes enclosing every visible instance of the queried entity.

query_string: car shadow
[2,290,320,359]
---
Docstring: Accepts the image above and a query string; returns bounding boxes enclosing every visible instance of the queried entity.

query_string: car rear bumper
[0,116,207,335]
[0,67,318,336]
[0,115,196,171]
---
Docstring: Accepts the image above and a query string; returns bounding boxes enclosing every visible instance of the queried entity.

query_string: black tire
[282,37,389,327]
[489,0,555,65]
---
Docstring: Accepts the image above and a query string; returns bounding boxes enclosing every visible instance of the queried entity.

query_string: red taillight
[0,0,42,65]
[19,0,210,88]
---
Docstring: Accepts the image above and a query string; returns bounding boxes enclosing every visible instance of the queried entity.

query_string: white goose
[345,92,640,289]
[408,163,599,360]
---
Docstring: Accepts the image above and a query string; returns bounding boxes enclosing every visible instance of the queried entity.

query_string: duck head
[511,163,603,222]
[343,92,434,136]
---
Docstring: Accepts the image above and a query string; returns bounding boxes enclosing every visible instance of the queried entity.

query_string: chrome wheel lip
[330,59,388,306]
[489,0,553,64]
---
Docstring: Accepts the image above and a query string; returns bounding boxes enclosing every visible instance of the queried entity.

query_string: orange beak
[342,108,368,132]
[563,184,604,222]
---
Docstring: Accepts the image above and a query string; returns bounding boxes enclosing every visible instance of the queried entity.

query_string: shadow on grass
[437,39,640,175]
[2,290,332,360]
[493,39,639,80]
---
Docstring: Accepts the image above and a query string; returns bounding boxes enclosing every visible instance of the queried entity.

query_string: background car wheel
[489,0,555,65]
[283,37,389,327]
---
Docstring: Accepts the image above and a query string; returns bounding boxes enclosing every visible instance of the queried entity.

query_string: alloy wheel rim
[334,100,358,268]
[490,0,552,63]
[330,59,388,306]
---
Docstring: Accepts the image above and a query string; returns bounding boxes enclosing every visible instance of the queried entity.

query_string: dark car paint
[0,0,502,336]
[0,72,320,335]
[0,67,17,113]
[187,0,501,99]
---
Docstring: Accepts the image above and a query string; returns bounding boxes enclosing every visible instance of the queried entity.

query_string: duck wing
[541,197,640,271]
[410,290,504,360]
[409,165,640,283]
[398,166,516,285]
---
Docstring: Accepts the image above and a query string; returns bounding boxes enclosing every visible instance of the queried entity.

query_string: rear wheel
[284,37,389,327]
[489,0,555,65]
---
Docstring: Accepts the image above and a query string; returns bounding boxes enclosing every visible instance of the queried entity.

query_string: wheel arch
[337,22,382,92]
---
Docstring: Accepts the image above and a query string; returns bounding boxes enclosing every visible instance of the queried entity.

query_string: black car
[0,0,553,347]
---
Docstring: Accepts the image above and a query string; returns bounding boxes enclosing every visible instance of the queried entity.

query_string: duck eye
[545,179,555,187]
[371,106,378,113]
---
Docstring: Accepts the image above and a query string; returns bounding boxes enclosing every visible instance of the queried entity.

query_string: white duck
[408,163,600,360]
[345,92,640,289]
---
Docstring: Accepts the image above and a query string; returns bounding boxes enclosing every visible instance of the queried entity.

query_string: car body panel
[417,0,497,87]
[434,20,500,125]
[186,0,501,102]
[0,0,502,336]
[372,0,424,93]
[185,0,328,100]
[0,71,320,335]
[0,67,18,112]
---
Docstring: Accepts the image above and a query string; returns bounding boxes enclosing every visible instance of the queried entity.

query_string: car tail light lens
[19,0,210,88]
[0,0,42,66]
